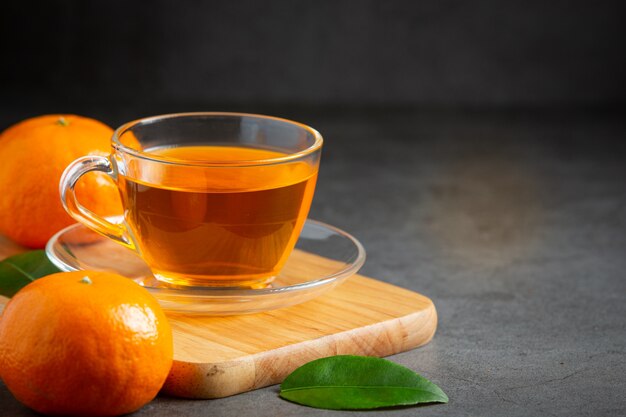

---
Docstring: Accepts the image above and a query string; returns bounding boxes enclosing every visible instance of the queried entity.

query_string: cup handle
[59,155,135,250]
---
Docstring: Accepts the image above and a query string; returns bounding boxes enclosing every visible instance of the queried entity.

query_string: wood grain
[0,235,437,399]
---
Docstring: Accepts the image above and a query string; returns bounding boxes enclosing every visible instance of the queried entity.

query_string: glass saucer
[46,219,366,315]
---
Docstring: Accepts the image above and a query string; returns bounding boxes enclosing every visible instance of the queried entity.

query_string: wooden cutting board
[0,235,437,399]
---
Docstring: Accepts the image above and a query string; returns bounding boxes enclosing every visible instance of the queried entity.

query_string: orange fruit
[0,115,123,248]
[0,271,173,416]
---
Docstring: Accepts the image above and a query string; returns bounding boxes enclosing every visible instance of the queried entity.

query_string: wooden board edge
[162,297,437,399]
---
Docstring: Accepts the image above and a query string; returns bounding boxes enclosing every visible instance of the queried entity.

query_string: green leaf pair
[0,250,61,297]
[280,355,448,410]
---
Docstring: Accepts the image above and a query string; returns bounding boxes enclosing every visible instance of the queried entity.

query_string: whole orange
[0,115,122,248]
[0,271,173,417]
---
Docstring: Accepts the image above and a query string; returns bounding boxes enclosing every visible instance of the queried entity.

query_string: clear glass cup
[60,113,323,288]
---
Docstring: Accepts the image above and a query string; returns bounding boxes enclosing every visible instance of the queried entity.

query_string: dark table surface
[1,106,625,416]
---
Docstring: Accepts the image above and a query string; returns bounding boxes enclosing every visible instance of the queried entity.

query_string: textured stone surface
[1,108,625,416]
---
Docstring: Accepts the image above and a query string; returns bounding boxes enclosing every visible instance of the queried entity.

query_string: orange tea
[118,146,318,287]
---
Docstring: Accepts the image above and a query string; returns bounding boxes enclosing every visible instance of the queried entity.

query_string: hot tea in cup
[60,113,322,287]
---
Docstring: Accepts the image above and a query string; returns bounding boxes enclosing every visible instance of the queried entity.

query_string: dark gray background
[1,1,625,417]
[2,0,626,110]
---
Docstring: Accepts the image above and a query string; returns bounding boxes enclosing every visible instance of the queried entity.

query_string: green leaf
[0,250,61,297]
[280,355,448,410]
